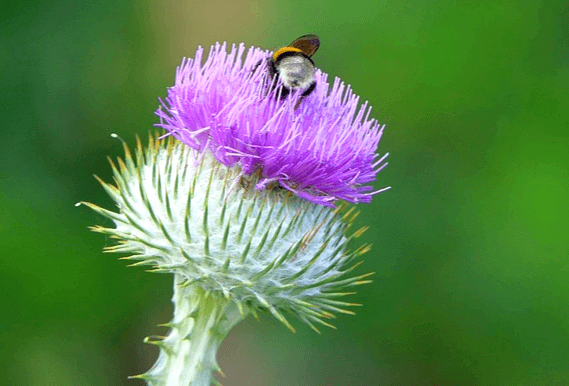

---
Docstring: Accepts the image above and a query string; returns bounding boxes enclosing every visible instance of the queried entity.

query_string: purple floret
[156,42,389,206]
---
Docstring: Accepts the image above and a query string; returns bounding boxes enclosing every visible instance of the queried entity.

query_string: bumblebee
[261,35,320,100]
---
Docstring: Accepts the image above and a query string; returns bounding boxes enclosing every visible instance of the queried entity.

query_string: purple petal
[156,42,389,205]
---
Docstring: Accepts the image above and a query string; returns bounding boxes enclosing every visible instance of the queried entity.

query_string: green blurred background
[2,0,568,384]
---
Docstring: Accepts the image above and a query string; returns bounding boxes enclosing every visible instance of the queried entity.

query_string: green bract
[84,135,371,386]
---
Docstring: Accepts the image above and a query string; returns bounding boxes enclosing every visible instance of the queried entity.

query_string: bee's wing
[288,34,320,57]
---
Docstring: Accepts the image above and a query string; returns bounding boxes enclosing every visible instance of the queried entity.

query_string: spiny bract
[84,135,372,332]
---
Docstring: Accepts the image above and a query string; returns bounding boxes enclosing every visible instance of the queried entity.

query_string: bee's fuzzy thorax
[275,54,316,90]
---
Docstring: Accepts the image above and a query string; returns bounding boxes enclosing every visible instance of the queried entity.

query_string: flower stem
[140,275,248,386]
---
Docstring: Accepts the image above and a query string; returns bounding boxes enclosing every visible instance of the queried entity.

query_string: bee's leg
[252,57,269,74]
[294,81,316,110]
[253,58,283,99]
[266,58,276,79]
[278,86,291,100]
[301,81,316,98]
[267,60,291,99]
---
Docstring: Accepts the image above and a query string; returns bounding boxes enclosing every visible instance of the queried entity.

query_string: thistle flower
[156,42,389,206]
[83,41,388,386]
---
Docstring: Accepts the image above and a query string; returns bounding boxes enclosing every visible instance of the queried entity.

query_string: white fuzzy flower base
[83,135,372,385]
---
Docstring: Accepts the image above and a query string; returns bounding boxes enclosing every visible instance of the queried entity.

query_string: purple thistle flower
[156,42,389,206]
[85,39,390,385]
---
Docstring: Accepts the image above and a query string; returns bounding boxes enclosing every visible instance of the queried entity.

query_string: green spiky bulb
[82,135,372,386]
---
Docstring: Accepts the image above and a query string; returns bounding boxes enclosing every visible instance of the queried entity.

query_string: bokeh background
[2,0,568,384]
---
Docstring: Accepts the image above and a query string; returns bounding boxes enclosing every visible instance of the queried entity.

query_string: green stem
[140,275,248,386]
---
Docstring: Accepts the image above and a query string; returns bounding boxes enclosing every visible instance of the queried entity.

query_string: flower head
[156,42,388,206]
[84,40,389,385]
